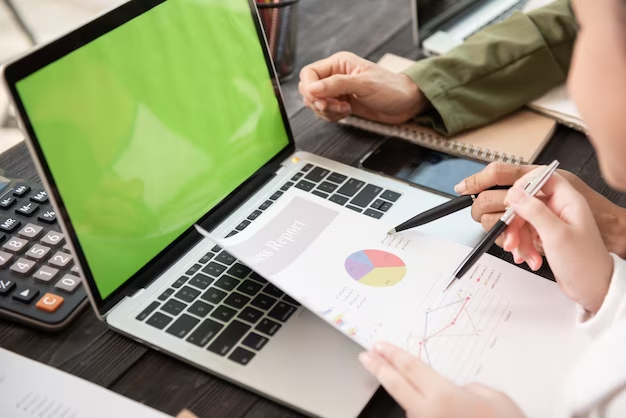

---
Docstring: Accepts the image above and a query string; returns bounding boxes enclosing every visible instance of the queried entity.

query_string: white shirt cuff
[577,253,626,338]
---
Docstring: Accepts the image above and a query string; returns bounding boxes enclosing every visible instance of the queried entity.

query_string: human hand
[298,52,428,124]
[503,169,613,313]
[456,162,626,264]
[359,342,526,418]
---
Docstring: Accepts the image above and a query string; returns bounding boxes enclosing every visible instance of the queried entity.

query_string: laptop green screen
[15,0,290,299]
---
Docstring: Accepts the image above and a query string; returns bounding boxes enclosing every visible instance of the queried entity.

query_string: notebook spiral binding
[339,116,525,165]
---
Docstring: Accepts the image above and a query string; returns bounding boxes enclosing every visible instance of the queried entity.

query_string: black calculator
[0,173,88,331]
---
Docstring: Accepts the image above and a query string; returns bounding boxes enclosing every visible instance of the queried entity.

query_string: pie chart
[344,250,406,287]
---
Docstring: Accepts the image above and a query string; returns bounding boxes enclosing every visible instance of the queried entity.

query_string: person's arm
[404,0,577,135]
[577,254,626,337]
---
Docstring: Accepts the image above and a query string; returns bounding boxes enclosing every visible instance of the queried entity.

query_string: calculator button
[13,185,30,197]
[48,251,72,268]
[30,190,48,204]
[0,250,14,268]
[0,217,20,232]
[10,258,37,276]
[55,274,82,293]
[3,237,28,254]
[70,265,81,275]
[0,196,16,209]
[0,279,15,296]
[37,210,57,224]
[18,223,44,239]
[41,230,64,247]
[15,202,39,217]
[36,293,64,313]
[33,265,59,283]
[13,287,39,304]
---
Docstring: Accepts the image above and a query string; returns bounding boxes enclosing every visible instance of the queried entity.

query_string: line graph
[417,294,480,366]
[406,264,512,383]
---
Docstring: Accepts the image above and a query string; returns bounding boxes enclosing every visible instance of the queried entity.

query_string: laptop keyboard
[136,163,402,365]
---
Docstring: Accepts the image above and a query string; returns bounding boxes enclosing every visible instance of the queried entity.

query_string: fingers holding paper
[359,342,525,418]
[503,169,613,313]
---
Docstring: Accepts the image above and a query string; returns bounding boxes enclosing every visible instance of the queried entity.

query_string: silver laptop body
[3,1,484,417]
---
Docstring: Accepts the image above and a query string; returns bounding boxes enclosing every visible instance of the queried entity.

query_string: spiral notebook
[338,53,557,164]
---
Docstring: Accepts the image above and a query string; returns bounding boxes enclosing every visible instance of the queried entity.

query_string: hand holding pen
[388,160,560,292]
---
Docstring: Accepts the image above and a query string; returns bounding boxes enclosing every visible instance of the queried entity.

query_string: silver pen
[442,159,560,292]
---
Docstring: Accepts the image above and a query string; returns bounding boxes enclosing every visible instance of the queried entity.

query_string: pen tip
[442,275,457,292]
[386,228,396,235]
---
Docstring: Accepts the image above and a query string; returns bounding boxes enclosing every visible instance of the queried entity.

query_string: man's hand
[359,342,526,418]
[456,162,626,264]
[298,51,428,124]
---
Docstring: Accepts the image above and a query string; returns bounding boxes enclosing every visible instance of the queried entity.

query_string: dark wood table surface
[2,0,626,417]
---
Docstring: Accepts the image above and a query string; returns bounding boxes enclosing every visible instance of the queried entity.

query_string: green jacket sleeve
[402,0,577,136]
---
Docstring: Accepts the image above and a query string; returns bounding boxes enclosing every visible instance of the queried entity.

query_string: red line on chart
[419,296,476,366]
[451,297,470,325]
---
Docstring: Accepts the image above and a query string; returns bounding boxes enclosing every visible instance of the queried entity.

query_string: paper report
[197,190,590,417]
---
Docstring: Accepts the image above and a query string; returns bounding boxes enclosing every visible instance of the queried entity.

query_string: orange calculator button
[36,293,64,313]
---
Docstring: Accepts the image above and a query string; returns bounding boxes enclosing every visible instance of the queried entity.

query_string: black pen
[386,185,510,235]
[442,160,560,292]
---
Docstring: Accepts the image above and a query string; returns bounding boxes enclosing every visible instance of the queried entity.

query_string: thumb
[307,74,368,99]
[505,187,564,238]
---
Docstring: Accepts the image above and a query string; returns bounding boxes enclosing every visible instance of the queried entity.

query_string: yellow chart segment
[358,266,406,287]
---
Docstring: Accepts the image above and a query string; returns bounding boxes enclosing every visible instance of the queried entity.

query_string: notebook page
[0,348,172,418]
[197,189,591,418]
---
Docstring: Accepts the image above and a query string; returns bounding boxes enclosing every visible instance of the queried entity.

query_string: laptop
[2,0,484,416]
[413,0,528,55]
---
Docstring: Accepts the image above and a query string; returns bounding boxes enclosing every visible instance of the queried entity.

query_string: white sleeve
[577,253,626,338]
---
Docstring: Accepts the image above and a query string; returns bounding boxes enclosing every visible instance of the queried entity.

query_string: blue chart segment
[344,250,406,287]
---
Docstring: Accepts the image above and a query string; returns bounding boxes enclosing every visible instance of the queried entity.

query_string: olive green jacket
[403,0,578,136]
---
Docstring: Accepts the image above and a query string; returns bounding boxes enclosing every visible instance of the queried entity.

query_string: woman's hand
[298,52,428,124]
[359,342,526,418]
[456,162,626,265]
[503,169,613,313]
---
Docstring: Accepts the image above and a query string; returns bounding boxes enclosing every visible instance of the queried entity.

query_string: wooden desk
[1,0,625,416]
